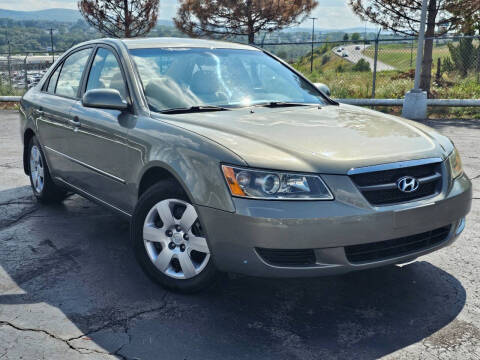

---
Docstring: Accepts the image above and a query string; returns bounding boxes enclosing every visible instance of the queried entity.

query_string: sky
[0,0,367,29]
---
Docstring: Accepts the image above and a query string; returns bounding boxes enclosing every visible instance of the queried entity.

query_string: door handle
[69,116,81,127]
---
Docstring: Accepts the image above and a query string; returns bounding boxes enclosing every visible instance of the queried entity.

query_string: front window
[129,48,326,112]
[87,48,128,100]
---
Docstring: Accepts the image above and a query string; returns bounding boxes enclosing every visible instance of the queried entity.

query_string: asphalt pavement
[0,110,479,359]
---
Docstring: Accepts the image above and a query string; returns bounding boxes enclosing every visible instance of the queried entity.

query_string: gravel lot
[0,110,479,360]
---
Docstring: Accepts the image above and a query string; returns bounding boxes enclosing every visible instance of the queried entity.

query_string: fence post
[477,45,480,83]
[371,29,381,98]
[24,56,28,92]
[7,41,12,88]
[310,17,317,72]
[410,38,414,68]
[50,28,55,63]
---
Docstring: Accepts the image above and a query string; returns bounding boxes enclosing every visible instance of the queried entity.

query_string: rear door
[36,47,93,181]
[68,45,133,212]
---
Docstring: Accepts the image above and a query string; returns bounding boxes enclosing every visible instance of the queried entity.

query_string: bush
[276,50,288,60]
[321,55,330,65]
[352,58,371,72]
[447,39,478,77]
[442,56,455,73]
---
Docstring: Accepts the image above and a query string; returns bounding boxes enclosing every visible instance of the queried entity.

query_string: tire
[27,136,68,203]
[131,180,219,293]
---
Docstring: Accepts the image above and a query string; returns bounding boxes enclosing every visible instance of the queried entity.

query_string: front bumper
[197,173,472,277]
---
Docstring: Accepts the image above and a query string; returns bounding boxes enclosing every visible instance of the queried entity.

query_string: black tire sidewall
[131,181,218,293]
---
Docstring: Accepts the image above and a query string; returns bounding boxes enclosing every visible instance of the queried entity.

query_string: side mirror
[82,89,128,111]
[314,83,331,97]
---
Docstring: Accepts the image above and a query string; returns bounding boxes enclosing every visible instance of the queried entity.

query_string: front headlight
[448,147,463,179]
[221,165,333,200]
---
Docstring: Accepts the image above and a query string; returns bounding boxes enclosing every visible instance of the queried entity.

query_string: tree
[78,0,160,38]
[351,32,361,42]
[174,0,318,44]
[352,58,371,72]
[348,0,480,93]
[448,38,477,77]
[343,33,349,41]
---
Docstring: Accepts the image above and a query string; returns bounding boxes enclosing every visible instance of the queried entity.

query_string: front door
[68,46,133,213]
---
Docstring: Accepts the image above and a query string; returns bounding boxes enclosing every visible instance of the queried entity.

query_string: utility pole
[402,0,428,120]
[49,28,55,63]
[413,0,428,91]
[310,17,317,73]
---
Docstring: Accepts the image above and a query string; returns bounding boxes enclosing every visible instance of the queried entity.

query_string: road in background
[332,44,396,71]
[0,110,479,359]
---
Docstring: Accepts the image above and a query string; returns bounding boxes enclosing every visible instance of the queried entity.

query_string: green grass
[0,83,24,97]
[364,44,450,71]
[293,50,414,98]
[292,47,480,118]
[293,45,480,98]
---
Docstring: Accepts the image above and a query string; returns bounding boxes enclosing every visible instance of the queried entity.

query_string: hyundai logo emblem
[397,176,420,193]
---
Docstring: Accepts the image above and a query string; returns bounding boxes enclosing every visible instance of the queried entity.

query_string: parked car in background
[19,38,471,292]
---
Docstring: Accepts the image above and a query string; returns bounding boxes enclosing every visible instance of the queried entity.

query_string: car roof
[119,37,260,51]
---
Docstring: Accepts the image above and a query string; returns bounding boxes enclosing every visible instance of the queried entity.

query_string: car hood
[155,104,453,174]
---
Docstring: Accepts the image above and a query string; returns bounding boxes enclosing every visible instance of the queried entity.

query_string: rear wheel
[28,136,68,203]
[131,181,218,292]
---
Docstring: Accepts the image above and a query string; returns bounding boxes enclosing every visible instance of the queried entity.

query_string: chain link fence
[0,52,63,97]
[0,36,479,101]
[258,35,480,100]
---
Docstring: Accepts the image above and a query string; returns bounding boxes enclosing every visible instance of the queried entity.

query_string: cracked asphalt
[0,110,479,359]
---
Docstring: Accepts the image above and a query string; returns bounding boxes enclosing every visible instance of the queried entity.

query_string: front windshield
[129,48,327,112]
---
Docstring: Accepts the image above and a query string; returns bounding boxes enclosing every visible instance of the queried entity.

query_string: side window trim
[81,44,131,104]
[79,44,100,99]
[49,46,95,101]
[43,62,63,93]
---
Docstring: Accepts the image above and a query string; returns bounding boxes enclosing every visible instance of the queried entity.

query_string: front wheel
[131,181,218,293]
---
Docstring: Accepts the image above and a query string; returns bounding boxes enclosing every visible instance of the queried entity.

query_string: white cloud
[300,2,366,29]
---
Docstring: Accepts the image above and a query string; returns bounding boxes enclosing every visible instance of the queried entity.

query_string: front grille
[350,161,443,205]
[256,248,316,266]
[345,226,451,264]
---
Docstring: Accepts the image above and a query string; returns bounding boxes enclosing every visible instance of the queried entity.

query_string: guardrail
[0,96,21,102]
[1,96,480,108]
[338,99,480,107]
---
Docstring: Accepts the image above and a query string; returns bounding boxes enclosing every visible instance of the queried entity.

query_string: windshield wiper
[160,105,230,114]
[254,101,313,108]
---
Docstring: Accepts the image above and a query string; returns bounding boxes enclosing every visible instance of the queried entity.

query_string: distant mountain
[0,8,177,26]
[0,8,82,22]
[283,26,381,34]
[157,19,175,27]
[0,8,382,35]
